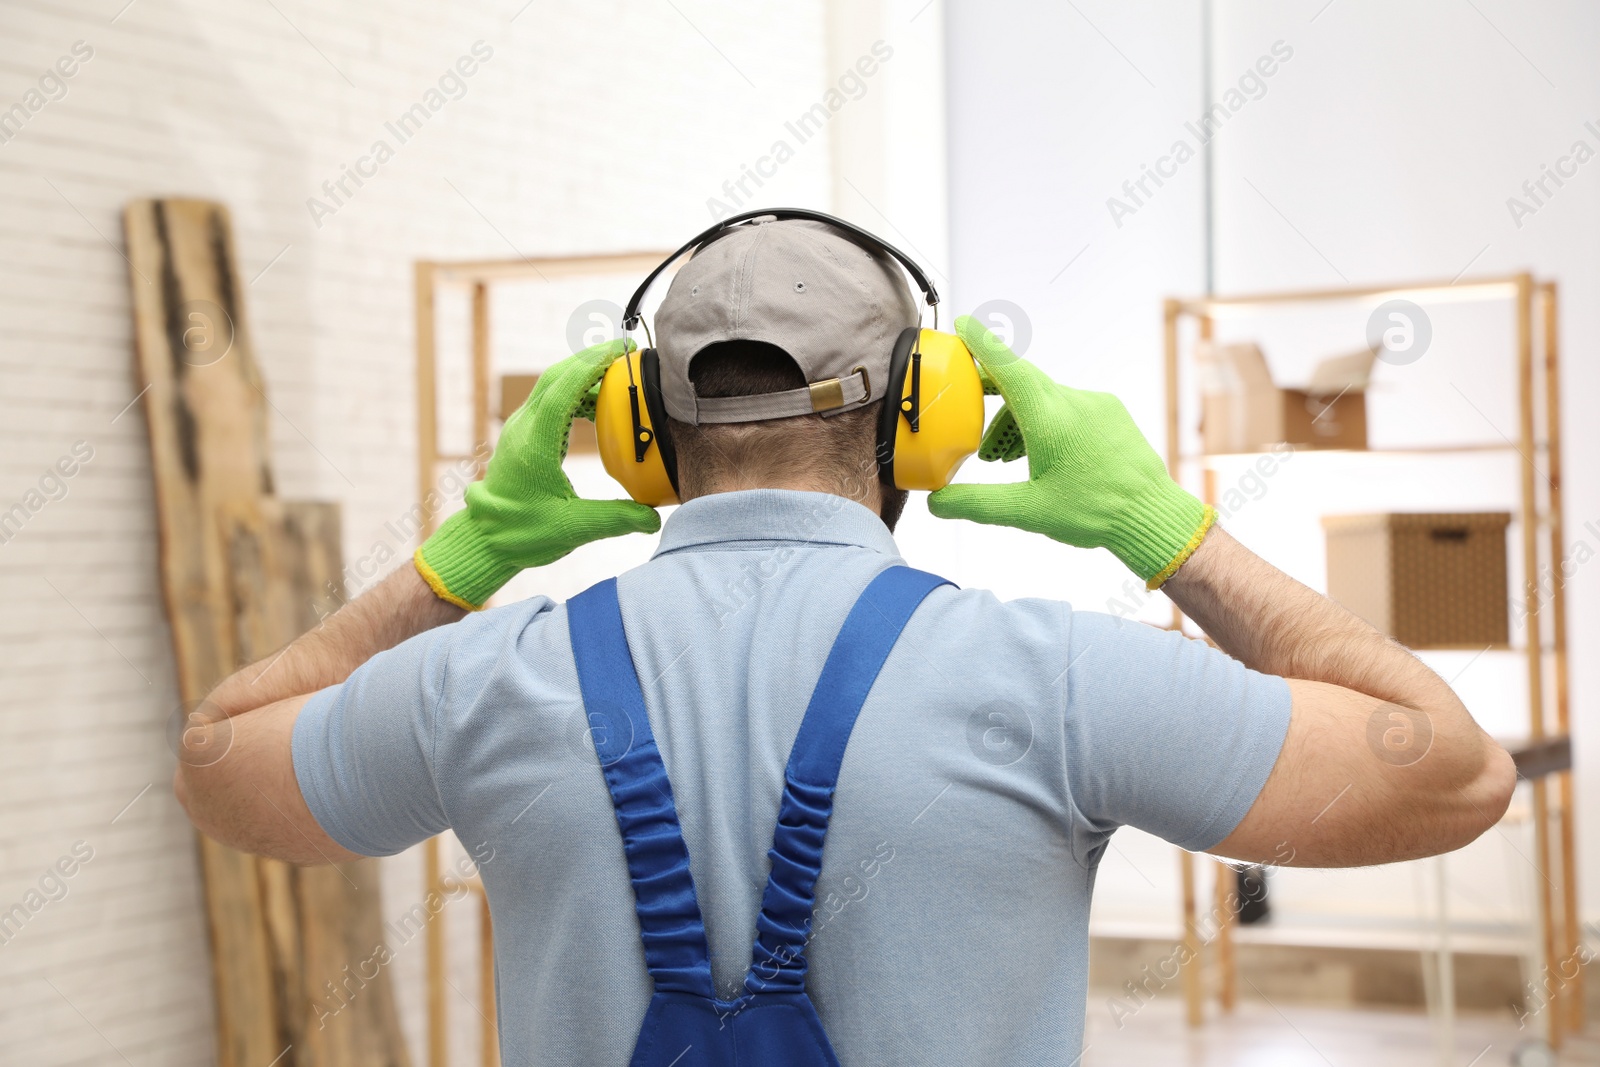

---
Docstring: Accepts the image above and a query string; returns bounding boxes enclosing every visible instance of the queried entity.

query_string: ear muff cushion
[877,327,921,486]
[640,349,680,495]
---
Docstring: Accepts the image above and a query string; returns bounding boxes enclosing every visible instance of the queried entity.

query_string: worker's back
[293,489,1290,1065]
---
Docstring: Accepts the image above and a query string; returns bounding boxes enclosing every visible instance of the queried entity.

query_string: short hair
[667,341,884,509]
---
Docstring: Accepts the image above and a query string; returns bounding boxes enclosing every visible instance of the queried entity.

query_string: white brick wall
[0,0,837,1061]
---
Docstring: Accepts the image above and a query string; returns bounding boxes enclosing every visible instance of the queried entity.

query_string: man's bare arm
[174,564,464,862]
[204,562,465,720]
[1164,527,1516,867]
[921,319,1514,868]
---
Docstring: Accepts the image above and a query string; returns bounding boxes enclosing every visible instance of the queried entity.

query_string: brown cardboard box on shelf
[1196,341,1375,453]
[1322,512,1512,649]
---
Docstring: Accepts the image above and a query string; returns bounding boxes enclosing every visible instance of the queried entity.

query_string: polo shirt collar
[652,489,901,558]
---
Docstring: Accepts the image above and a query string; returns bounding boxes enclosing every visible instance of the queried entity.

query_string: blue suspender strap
[746,566,952,994]
[566,578,716,999]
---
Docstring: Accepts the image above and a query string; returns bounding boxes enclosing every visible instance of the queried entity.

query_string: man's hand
[928,316,1214,587]
[415,339,662,610]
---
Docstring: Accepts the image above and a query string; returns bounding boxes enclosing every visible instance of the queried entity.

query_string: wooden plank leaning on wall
[124,198,411,1067]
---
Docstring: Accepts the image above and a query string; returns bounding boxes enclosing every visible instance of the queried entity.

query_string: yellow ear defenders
[595,347,681,509]
[595,208,984,507]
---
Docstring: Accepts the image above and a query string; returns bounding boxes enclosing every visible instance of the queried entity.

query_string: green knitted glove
[415,339,661,610]
[928,316,1215,587]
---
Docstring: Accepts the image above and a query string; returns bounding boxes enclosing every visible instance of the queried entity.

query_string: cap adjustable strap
[693,368,869,424]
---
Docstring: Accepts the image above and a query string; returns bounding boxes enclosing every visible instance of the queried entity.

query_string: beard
[879,486,910,533]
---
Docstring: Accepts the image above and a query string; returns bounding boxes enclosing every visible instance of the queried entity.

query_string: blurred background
[2,0,1597,1063]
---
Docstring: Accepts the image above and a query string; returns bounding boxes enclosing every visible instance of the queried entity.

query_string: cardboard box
[1322,512,1512,649]
[1196,342,1373,453]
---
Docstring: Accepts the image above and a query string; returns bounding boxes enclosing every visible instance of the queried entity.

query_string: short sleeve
[292,624,454,857]
[1061,611,1291,855]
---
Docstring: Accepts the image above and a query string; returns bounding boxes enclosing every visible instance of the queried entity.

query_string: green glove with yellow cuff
[415,339,661,610]
[928,316,1215,588]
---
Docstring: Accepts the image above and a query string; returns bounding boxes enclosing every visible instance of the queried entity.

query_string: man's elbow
[173,765,198,824]
[1432,739,1516,854]
[172,718,230,831]
[1460,740,1517,836]
[173,764,222,841]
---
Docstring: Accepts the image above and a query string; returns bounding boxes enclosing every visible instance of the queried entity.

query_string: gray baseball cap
[653,217,921,425]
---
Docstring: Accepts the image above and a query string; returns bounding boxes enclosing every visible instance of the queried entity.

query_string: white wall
[0,0,838,1062]
[936,0,1208,601]
[824,0,950,290]
[940,0,1219,946]
[944,0,1600,958]
[1211,0,1600,946]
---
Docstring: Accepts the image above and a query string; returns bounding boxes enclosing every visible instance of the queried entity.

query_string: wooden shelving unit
[1161,274,1580,1050]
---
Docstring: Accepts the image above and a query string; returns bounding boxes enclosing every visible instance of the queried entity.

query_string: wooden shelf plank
[1173,275,1522,314]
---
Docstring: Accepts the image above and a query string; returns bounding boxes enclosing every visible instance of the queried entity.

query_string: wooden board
[125,198,410,1067]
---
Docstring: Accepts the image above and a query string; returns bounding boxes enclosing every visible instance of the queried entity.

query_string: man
[176,218,1515,1064]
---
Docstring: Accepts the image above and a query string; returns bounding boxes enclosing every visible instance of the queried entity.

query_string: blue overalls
[565,566,950,1067]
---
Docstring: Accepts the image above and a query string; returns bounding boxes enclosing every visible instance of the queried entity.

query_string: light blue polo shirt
[293,489,1290,1066]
